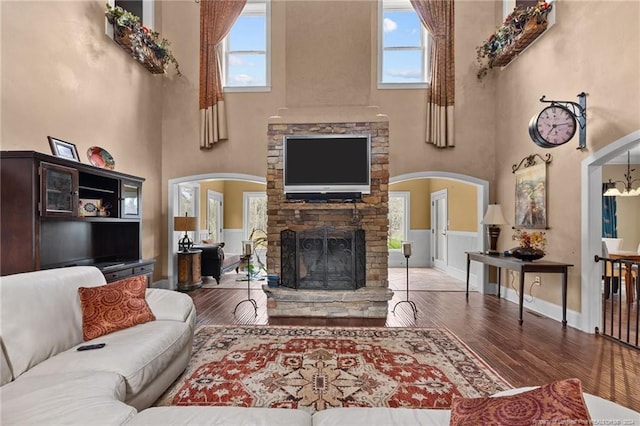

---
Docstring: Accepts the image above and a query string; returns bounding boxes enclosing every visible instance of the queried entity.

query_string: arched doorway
[581,130,640,333]
[167,173,267,287]
[390,171,490,294]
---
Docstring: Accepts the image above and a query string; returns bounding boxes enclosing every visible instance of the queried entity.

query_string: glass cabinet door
[121,181,141,218]
[40,162,79,217]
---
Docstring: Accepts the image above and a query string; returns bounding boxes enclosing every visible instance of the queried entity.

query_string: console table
[465,252,573,327]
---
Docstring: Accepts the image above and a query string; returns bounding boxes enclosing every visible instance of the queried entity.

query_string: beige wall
[603,164,640,252]
[493,1,640,311]
[1,0,165,280]
[429,179,478,232]
[197,180,266,230]
[389,178,478,232]
[2,0,639,314]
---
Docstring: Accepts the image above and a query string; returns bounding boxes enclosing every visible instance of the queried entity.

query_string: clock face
[529,105,577,148]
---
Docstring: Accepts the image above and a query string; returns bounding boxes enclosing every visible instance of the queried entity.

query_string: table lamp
[174,214,197,252]
[482,204,507,255]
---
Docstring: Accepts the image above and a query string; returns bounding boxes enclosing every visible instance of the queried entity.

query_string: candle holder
[392,241,417,319]
[233,240,257,316]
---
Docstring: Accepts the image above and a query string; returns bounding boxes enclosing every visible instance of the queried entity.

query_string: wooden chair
[602,241,621,299]
[602,238,623,253]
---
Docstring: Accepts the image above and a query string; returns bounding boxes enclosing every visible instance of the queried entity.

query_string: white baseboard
[501,286,581,329]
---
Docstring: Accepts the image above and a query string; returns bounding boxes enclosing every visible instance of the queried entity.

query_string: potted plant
[476,0,552,79]
[105,3,180,75]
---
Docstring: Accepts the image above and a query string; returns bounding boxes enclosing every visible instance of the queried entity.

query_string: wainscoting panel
[446,231,481,283]
[388,229,431,268]
[222,229,244,254]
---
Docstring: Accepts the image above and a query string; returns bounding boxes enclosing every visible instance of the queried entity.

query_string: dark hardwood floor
[187,283,640,413]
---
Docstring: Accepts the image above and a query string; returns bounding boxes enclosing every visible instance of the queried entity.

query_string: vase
[512,247,545,261]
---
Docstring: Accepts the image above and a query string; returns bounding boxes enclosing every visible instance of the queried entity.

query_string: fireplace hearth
[281,227,365,290]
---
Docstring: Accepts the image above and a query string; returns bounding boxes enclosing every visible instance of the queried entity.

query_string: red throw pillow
[78,276,155,341]
[449,378,591,426]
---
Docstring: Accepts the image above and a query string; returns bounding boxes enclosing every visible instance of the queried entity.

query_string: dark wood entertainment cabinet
[0,151,154,285]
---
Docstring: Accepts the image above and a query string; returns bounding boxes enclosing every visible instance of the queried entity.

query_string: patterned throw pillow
[449,378,591,426]
[78,276,155,341]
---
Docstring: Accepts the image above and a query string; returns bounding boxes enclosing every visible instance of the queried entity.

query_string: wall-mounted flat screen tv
[284,134,371,194]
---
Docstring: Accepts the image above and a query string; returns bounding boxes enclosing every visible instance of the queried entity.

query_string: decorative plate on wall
[87,147,115,170]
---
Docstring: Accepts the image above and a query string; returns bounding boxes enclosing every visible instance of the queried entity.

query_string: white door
[431,190,448,271]
[207,190,223,243]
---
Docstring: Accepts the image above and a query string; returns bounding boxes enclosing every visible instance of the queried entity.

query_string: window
[222,0,270,91]
[178,184,197,217]
[243,192,267,239]
[206,190,223,243]
[388,192,410,249]
[175,183,199,250]
[111,0,154,29]
[378,0,431,88]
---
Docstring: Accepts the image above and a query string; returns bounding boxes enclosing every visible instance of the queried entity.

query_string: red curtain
[410,0,455,148]
[199,0,246,149]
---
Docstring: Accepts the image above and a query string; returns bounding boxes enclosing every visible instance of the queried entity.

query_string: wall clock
[528,92,587,150]
[529,105,577,148]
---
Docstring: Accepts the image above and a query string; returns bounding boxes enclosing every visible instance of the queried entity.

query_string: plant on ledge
[105,3,180,75]
[476,0,552,79]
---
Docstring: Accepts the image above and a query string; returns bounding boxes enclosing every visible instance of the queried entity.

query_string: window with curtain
[388,192,410,250]
[379,0,431,87]
[222,0,270,90]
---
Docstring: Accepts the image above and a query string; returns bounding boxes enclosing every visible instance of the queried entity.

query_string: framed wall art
[513,154,552,229]
[48,136,80,162]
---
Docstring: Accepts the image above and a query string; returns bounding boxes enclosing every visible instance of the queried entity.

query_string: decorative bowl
[511,247,545,262]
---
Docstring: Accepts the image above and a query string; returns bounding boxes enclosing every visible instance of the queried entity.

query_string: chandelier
[603,151,640,197]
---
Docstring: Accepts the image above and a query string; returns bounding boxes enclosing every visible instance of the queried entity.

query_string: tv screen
[284,135,371,194]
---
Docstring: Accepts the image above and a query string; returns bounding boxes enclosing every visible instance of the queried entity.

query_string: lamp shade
[482,204,507,226]
[174,216,197,232]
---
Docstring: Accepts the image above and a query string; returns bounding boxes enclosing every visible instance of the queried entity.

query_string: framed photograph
[514,162,547,229]
[48,136,80,162]
[79,198,102,217]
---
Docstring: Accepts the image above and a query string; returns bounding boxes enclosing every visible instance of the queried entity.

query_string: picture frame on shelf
[48,136,80,162]
[79,198,102,217]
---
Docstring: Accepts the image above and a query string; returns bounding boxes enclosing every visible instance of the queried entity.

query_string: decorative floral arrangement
[476,0,552,79]
[513,229,547,253]
[105,3,180,75]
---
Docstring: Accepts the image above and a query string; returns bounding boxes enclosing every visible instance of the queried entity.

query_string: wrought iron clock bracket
[538,92,587,150]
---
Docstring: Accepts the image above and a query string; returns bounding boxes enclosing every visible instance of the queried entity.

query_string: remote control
[77,343,106,351]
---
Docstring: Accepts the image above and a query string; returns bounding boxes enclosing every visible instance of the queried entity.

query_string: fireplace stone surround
[264,109,392,318]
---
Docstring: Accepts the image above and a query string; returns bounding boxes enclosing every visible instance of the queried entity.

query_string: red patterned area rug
[155,326,511,414]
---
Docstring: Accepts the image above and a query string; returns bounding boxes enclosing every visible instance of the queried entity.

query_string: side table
[177,249,202,291]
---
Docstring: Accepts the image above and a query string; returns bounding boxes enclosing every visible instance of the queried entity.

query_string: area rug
[155,326,511,414]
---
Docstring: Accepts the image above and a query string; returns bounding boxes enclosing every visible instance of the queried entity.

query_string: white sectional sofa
[1,266,638,425]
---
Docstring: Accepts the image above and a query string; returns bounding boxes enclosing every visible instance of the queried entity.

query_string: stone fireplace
[264,108,392,318]
[280,227,366,291]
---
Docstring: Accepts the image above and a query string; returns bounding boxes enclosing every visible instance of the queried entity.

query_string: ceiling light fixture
[604,151,640,197]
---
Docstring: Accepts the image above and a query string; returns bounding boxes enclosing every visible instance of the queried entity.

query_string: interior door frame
[431,189,448,271]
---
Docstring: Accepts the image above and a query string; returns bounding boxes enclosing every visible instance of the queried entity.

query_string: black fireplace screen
[280,227,365,290]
